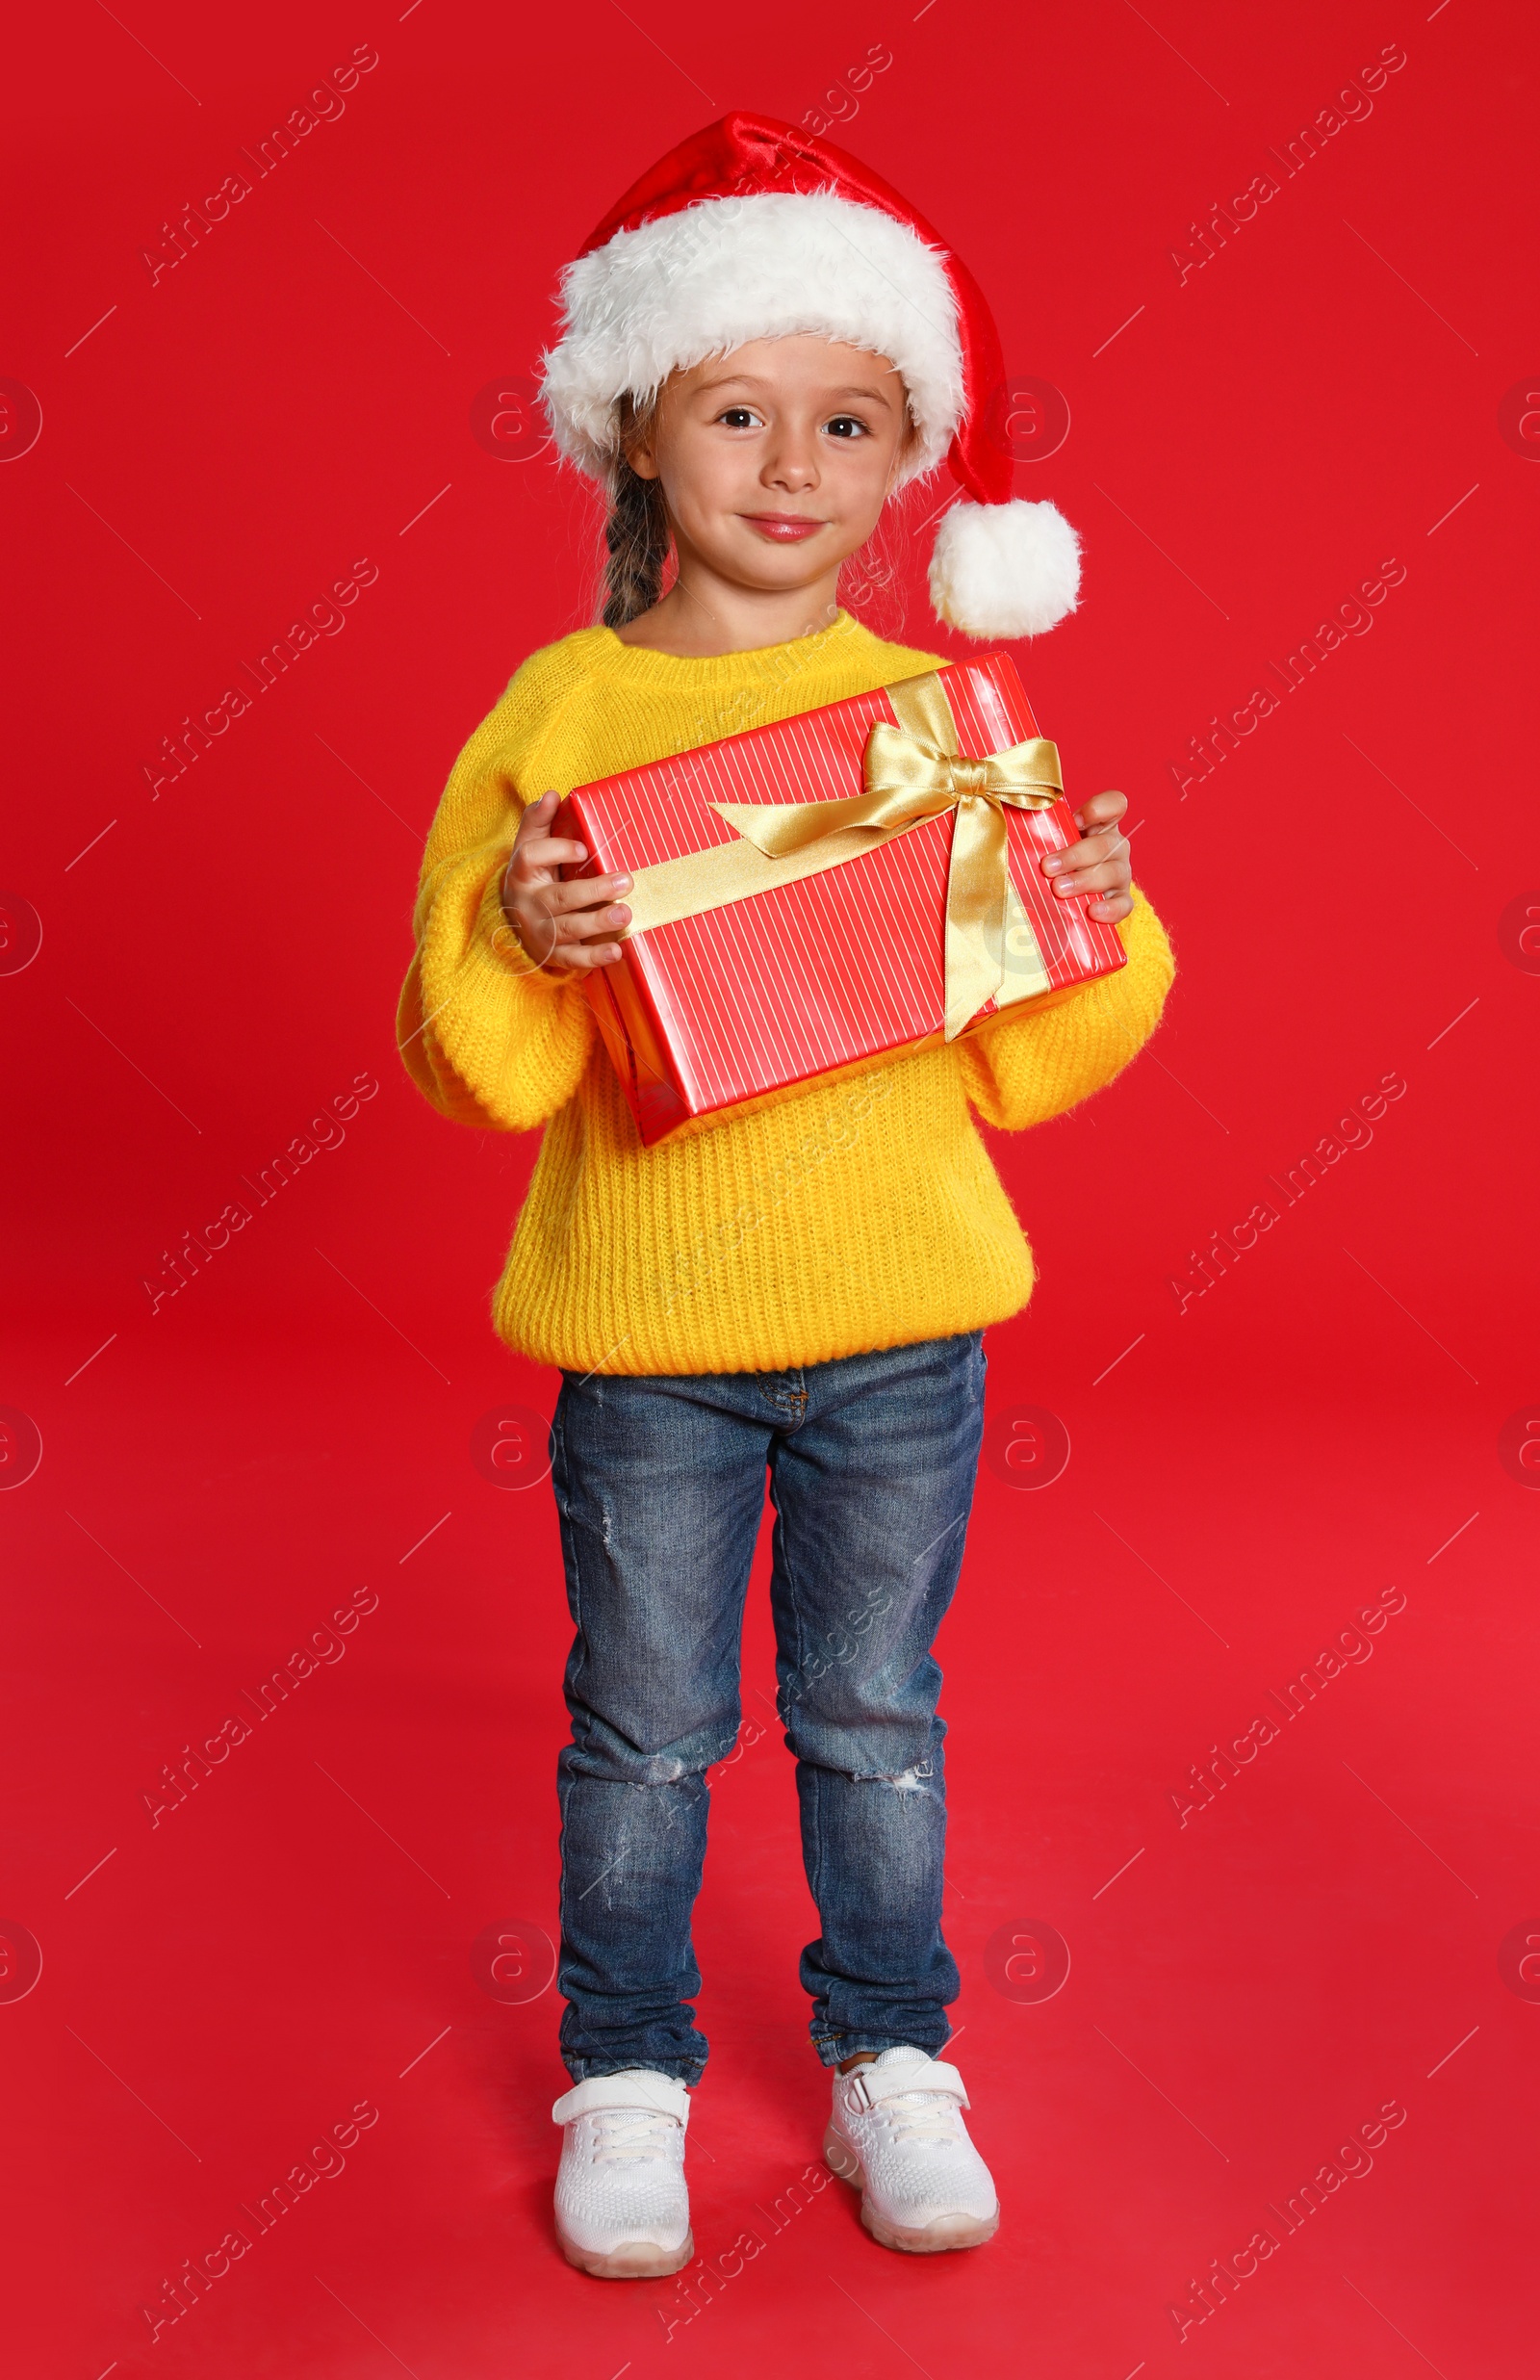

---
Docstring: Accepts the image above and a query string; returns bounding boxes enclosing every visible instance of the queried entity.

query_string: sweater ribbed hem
[494,1255,1037,1379]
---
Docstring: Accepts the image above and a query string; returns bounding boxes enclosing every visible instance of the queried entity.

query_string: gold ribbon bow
[710,674,1063,1039]
[615,670,1064,1040]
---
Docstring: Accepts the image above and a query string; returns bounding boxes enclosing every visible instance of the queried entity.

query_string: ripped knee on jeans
[850,1758,936,1793]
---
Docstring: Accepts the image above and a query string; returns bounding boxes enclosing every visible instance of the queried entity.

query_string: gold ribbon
[617,670,1064,1040]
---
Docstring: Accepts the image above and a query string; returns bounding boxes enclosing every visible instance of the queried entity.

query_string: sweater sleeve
[396,653,597,1133]
[956,886,1175,1132]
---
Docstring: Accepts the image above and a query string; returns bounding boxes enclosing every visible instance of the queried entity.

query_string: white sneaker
[825,2045,1000,2253]
[552,2069,694,2278]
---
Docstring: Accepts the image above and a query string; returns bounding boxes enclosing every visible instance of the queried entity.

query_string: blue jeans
[550,1330,987,2084]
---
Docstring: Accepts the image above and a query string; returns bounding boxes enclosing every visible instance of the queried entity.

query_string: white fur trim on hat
[929,498,1082,639]
[541,191,962,479]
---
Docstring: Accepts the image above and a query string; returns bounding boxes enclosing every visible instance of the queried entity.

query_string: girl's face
[627,336,912,596]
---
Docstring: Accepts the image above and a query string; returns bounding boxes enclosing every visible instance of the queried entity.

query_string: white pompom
[928,498,1082,639]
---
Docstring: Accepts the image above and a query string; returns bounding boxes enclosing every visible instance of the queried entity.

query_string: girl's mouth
[740,513,827,542]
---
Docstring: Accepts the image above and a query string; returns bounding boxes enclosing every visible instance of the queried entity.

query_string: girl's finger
[543,871,632,915]
[1087,891,1134,921]
[1041,833,1123,877]
[545,935,623,971]
[553,898,631,942]
[1074,791,1128,832]
[1053,858,1130,897]
[509,835,591,878]
[514,790,558,844]
[503,911,621,973]
[517,793,582,854]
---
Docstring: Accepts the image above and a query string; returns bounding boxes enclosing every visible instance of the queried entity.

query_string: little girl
[398,115,1173,2278]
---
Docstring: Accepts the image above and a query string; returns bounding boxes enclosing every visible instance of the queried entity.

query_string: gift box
[556,651,1125,1147]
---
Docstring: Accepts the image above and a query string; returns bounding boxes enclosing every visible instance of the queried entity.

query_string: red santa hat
[539,112,1080,641]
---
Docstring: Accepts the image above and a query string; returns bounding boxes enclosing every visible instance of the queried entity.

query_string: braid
[602,397,671,629]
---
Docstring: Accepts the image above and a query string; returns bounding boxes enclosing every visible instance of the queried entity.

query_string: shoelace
[587,2107,681,2166]
[875,2088,963,2147]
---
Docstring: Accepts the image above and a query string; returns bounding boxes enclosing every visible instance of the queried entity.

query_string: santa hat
[539,112,1080,641]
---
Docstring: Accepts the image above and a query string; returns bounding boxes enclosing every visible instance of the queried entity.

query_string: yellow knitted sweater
[398,611,1174,1376]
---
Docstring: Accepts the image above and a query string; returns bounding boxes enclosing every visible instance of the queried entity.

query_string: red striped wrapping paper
[556,651,1126,1147]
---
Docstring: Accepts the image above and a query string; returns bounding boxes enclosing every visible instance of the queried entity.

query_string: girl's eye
[717,406,761,429]
[824,415,870,440]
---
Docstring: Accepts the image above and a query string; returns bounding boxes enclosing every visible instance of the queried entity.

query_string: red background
[3,3,1537,2373]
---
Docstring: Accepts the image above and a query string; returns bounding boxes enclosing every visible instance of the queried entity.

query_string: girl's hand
[1040,789,1132,924]
[499,791,632,972]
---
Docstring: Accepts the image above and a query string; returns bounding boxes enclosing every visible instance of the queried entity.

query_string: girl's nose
[761,437,819,492]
